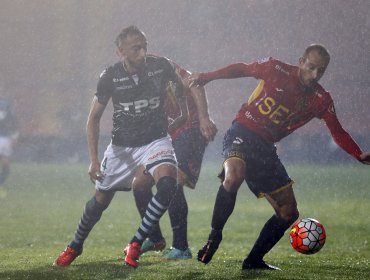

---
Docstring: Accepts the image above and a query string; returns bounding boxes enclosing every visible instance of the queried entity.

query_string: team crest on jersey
[258,57,270,64]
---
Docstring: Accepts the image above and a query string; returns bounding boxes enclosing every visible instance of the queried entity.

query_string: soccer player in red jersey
[132,63,217,259]
[189,44,370,270]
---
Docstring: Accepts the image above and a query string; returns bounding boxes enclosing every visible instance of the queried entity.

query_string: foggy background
[1,0,369,163]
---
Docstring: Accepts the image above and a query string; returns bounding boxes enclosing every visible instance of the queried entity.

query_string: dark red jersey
[165,65,200,140]
[200,57,362,160]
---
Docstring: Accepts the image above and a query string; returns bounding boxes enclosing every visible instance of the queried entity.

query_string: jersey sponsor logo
[148,69,164,77]
[113,77,130,82]
[257,96,290,125]
[116,85,134,90]
[244,110,256,121]
[275,64,290,76]
[119,96,160,113]
[275,88,284,93]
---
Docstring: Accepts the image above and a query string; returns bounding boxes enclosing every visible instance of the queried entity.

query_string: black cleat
[242,259,281,270]
[197,239,221,264]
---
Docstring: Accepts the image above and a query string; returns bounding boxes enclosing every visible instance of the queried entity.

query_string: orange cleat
[53,246,81,267]
[124,242,141,268]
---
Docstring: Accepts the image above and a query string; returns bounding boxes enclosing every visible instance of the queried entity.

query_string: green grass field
[0,163,369,279]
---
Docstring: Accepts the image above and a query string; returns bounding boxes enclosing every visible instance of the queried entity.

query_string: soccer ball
[289,218,326,254]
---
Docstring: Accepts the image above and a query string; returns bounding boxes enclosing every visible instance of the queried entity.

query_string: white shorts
[0,137,13,157]
[95,135,177,192]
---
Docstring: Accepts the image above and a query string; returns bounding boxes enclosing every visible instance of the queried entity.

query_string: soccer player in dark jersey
[54,25,188,268]
[188,44,370,270]
[0,97,18,185]
[131,64,217,259]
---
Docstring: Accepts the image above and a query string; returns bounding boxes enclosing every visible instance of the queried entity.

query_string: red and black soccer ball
[290,218,326,254]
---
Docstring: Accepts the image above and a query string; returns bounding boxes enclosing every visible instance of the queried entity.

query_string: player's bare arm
[189,84,217,141]
[167,71,188,134]
[168,93,189,134]
[180,70,217,141]
[86,96,107,183]
[188,72,204,88]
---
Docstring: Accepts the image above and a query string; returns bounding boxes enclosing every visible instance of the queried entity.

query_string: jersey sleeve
[95,68,113,105]
[199,57,274,83]
[321,104,362,160]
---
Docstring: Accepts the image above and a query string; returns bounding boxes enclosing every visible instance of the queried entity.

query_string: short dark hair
[303,44,330,63]
[115,25,146,48]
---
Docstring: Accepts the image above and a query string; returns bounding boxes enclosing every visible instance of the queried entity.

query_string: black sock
[131,176,176,244]
[245,215,292,262]
[133,188,164,242]
[210,185,237,232]
[168,184,188,250]
[70,197,108,252]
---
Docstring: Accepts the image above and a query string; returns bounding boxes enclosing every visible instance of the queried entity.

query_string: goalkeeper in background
[0,97,18,185]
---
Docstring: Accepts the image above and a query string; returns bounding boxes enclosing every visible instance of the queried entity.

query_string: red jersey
[200,57,362,160]
[165,65,200,140]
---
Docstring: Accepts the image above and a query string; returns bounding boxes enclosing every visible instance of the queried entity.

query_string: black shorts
[221,122,293,198]
[173,127,208,189]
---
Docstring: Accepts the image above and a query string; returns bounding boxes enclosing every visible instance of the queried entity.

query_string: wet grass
[0,163,369,279]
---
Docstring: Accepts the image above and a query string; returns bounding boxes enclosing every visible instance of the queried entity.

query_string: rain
[0,0,369,279]
[0,0,369,163]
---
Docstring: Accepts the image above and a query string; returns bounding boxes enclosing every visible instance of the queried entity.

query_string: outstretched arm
[189,63,252,87]
[322,109,370,165]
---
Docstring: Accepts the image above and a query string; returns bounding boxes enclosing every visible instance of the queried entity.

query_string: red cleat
[124,242,141,268]
[53,246,80,267]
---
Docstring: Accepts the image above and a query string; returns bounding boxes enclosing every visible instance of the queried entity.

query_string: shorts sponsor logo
[148,149,174,160]
[228,151,244,158]
[233,137,243,144]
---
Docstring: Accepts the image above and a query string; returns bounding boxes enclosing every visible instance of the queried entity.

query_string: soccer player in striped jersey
[53,25,188,268]
[189,44,370,270]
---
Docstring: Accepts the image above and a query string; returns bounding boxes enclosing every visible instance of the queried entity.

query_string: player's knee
[223,173,244,192]
[132,171,154,191]
[156,176,177,205]
[278,208,299,225]
[85,197,109,217]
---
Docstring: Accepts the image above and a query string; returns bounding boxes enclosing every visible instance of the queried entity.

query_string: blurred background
[1,0,369,164]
